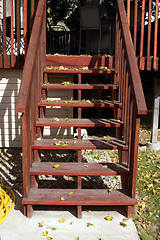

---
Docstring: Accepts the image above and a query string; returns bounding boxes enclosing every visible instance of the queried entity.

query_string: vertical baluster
[139,0,145,69]
[10,0,14,67]
[77,73,82,219]
[31,0,35,27]
[16,0,20,63]
[147,0,152,70]
[24,0,27,56]
[153,0,159,70]
[127,0,130,26]
[133,0,138,52]
[3,0,7,67]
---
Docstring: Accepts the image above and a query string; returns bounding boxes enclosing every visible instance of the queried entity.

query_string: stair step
[30,162,129,176]
[42,83,118,90]
[22,189,137,206]
[36,118,123,127]
[32,139,128,150]
[44,69,117,75]
[38,100,122,108]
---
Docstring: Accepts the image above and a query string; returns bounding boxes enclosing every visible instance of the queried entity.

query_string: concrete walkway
[0,196,139,240]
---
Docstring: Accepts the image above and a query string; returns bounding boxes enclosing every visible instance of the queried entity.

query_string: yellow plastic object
[0,184,15,224]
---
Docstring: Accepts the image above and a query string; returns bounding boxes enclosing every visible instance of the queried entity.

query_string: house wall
[0,70,74,148]
[0,69,22,148]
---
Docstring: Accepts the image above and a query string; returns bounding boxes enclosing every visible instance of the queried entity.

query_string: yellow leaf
[61,197,65,201]
[104,216,113,221]
[37,137,42,141]
[68,176,74,180]
[58,218,67,223]
[47,237,53,240]
[42,231,48,236]
[53,164,60,168]
[84,165,88,168]
[123,218,129,222]
[55,143,61,146]
[38,222,46,227]
[68,192,73,195]
[52,228,57,230]
[70,222,73,225]
[120,222,127,227]
[74,141,77,143]
[75,237,80,240]
[108,188,112,193]
[103,165,108,168]
[51,117,59,122]
[87,222,94,227]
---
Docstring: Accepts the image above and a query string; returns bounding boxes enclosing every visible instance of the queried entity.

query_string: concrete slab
[0,201,140,240]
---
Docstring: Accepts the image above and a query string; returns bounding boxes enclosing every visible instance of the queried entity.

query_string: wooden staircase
[16,0,147,219]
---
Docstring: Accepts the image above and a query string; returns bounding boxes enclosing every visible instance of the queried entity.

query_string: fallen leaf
[55,143,61,146]
[108,188,112,193]
[123,218,129,222]
[75,237,80,240]
[68,192,73,195]
[61,197,65,201]
[104,216,113,221]
[51,117,59,122]
[53,164,60,168]
[68,177,74,180]
[103,165,108,168]
[37,137,42,141]
[70,222,73,225]
[47,237,53,240]
[42,231,48,236]
[120,222,127,227]
[38,222,46,227]
[58,218,67,223]
[84,165,88,168]
[87,222,94,227]
[52,227,57,230]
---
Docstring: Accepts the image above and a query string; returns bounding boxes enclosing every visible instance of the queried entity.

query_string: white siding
[0,69,22,147]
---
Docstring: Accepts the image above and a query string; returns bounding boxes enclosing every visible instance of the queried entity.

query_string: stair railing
[115,0,147,198]
[16,0,46,204]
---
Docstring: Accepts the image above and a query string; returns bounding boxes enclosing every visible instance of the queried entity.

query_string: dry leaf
[52,227,57,230]
[103,165,108,168]
[104,216,113,221]
[58,218,67,223]
[123,218,129,222]
[120,222,127,227]
[84,165,88,168]
[53,164,60,168]
[38,222,46,227]
[75,237,80,240]
[42,231,48,236]
[87,222,94,227]
[68,177,74,180]
[55,143,61,146]
[47,237,53,240]
[37,137,42,141]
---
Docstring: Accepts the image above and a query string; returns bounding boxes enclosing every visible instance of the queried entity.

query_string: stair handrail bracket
[115,0,147,198]
[15,0,46,200]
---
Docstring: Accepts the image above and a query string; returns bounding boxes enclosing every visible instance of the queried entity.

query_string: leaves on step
[68,192,73,195]
[47,237,53,240]
[37,137,42,141]
[108,188,112,193]
[62,81,74,86]
[75,237,80,240]
[58,218,67,223]
[53,164,60,168]
[51,117,59,122]
[38,222,46,227]
[104,216,113,221]
[52,227,57,230]
[84,165,88,168]
[103,165,108,168]
[64,118,70,122]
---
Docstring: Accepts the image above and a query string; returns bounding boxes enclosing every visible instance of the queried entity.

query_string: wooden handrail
[16,0,46,113]
[116,0,147,115]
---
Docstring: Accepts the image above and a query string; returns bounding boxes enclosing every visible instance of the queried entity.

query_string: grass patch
[133,149,160,240]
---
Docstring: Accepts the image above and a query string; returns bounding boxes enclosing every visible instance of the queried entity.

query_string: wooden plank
[133,0,138,52]
[41,84,118,90]
[44,69,117,75]
[24,0,28,56]
[46,56,113,69]
[127,0,130,25]
[147,0,152,70]
[38,100,122,108]
[139,0,145,69]
[36,118,123,128]
[16,0,21,66]
[3,0,7,67]
[32,139,128,151]
[153,0,159,69]
[22,189,138,206]
[10,0,14,67]
[30,162,129,176]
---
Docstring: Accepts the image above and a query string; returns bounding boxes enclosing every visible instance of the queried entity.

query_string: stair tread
[22,188,137,205]
[38,100,122,108]
[30,162,129,176]
[32,139,128,150]
[36,118,123,127]
[44,69,117,74]
[42,83,118,90]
